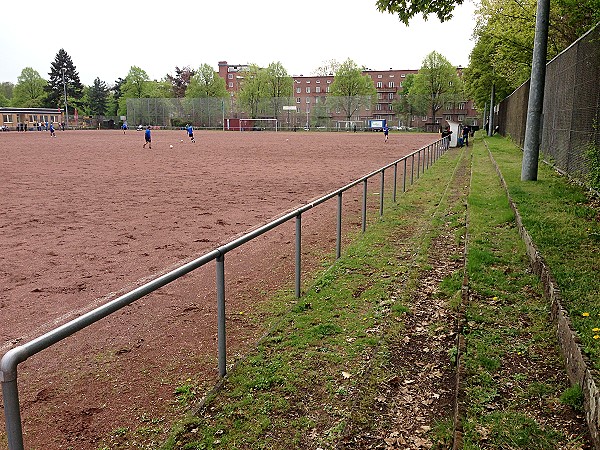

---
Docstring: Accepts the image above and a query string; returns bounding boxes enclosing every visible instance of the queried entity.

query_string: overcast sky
[2,0,477,86]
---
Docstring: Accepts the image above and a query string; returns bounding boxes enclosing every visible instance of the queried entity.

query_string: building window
[229,82,233,88]
[388,93,394,100]
[306,87,311,93]
[389,104,393,111]
[445,115,452,121]
[315,97,319,104]
[401,74,406,78]
[306,80,310,84]
[327,80,331,84]
[228,74,233,79]
[3,114,11,123]
[296,97,301,103]
[316,80,320,83]
[389,74,395,78]
[316,86,321,93]
[376,104,382,111]
[326,86,330,93]
[377,81,382,88]
[378,93,383,100]
[459,102,466,110]
[422,116,428,121]
[458,115,465,121]
[388,81,395,88]
[306,97,310,103]
[296,87,301,94]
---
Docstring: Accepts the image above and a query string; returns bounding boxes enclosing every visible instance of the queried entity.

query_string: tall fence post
[403,158,407,192]
[411,154,415,185]
[336,193,342,259]
[295,214,302,298]
[216,254,226,377]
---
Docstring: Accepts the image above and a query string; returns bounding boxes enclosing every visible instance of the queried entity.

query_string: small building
[0,107,64,131]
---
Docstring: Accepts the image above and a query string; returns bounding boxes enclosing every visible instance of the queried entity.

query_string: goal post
[239,118,278,132]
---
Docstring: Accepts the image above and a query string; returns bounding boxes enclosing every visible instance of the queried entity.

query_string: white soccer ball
[169,145,173,149]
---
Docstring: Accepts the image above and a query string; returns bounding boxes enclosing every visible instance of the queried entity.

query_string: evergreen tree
[88,77,109,116]
[46,48,84,112]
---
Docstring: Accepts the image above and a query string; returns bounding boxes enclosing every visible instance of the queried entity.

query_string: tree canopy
[376,0,464,24]
[12,67,47,107]
[186,63,228,98]
[329,58,377,121]
[409,51,462,126]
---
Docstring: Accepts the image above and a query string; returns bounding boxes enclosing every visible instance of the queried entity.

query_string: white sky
[1,0,477,86]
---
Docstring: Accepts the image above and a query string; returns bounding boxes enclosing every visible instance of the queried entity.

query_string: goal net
[335,120,363,131]
[239,118,278,132]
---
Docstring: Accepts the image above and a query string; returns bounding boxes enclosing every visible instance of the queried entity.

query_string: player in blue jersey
[143,126,151,149]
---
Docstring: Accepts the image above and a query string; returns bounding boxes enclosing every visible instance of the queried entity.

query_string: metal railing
[1,137,448,450]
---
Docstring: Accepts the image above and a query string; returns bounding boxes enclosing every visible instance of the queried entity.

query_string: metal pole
[295,214,301,298]
[521,0,550,181]
[411,154,414,185]
[362,179,367,233]
[488,84,495,137]
[61,68,68,130]
[403,158,407,192]
[379,170,385,217]
[336,193,342,259]
[392,163,398,203]
[417,151,421,179]
[2,373,24,450]
[216,254,226,377]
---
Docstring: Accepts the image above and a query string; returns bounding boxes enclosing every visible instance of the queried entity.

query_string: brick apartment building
[217,61,479,130]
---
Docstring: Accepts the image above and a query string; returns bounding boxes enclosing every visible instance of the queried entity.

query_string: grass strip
[461,137,590,449]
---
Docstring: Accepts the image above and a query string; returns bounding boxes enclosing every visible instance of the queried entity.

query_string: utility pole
[61,67,69,130]
[521,0,550,180]
[488,84,495,137]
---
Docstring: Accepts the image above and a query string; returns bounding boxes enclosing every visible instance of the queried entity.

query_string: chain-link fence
[497,22,600,186]
[126,96,377,131]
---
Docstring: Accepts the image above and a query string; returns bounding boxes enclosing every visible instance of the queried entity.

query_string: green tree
[45,49,84,112]
[410,51,462,126]
[329,58,377,122]
[87,77,110,116]
[12,67,48,107]
[186,63,228,98]
[376,0,464,24]
[237,64,268,118]
[391,73,426,127]
[0,82,14,101]
[263,62,293,118]
[118,66,152,116]
[0,92,8,107]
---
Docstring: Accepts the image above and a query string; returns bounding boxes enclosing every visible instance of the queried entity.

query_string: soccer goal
[239,118,278,132]
[335,120,363,131]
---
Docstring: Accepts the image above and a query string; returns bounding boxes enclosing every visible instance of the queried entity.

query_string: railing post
[362,179,367,233]
[336,193,342,259]
[392,162,398,203]
[295,214,301,297]
[1,356,24,450]
[417,150,421,179]
[411,154,414,185]
[379,170,385,217]
[426,145,430,170]
[403,158,407,192]
[216,254,226,377]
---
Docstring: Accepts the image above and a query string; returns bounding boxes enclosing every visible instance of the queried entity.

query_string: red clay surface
[0,129,435,449]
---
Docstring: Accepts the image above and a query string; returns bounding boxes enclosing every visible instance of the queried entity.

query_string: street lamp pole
[61,67,69,130]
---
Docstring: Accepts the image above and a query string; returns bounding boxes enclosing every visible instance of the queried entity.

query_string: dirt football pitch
[0,129,436,448]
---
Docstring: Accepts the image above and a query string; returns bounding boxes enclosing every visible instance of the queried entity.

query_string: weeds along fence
[0,137,449,450]
[497,22,600,186]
